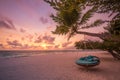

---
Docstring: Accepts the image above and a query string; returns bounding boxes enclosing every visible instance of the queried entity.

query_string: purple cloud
[0,17,16,30]
[43,35,55,44]
[0,44,4,48]
[20,44,32,49]
[21,44,44,50]
[63,46,75,50]
[34,34,55,44]
[62,42,72,47]
[26,34,34,42]
[20,28,26,33]
[40,17,48,24]
[54,45,59,48]
[46,26,53,30]
[7,40,22,48]
[34,35,42,43]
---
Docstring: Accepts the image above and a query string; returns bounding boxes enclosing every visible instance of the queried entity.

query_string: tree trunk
[107,49,120,60]
[76,31,107,38]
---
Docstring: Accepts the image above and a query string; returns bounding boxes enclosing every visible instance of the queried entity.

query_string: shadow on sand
[76,66,103,73]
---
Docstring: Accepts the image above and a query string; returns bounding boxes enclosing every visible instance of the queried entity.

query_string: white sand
[0,52,120,80]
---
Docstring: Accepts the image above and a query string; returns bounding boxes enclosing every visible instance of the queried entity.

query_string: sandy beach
[0,52,120,80]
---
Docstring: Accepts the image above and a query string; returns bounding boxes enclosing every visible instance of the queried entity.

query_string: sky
[0,0,109,50]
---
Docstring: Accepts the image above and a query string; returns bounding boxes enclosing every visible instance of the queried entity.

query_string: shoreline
[0,50,108,58]
[0,52,120,80]
[0,49,107,52]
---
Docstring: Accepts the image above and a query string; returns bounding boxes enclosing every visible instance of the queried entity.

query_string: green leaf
[79,6,97,25]
[80,19,105,29]
[59,9,79,26]
[52,25,69,35]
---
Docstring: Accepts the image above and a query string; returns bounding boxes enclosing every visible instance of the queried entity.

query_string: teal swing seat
[76,55,100,67]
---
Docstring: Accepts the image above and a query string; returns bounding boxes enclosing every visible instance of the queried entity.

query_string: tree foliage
[44,0,120,59]
[86,0,120,21]
[75,17,120,59]
[44,0,106,40]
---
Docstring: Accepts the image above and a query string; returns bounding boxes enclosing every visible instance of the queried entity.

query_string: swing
[75,35,100,67]
[76,55,100,67]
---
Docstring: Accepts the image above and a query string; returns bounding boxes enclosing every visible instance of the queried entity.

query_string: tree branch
[76,31,103,38]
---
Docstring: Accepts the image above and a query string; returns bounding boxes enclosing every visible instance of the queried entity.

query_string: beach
[0,51,120,80]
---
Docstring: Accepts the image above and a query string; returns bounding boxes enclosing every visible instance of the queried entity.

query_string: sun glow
[41,43,48,49]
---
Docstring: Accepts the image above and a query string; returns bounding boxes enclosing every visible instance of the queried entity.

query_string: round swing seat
[76,55,100,67]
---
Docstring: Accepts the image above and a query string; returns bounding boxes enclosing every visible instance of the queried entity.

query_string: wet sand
[0,52,120,80]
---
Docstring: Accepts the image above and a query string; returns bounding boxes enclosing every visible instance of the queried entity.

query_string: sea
[0,50,107,58]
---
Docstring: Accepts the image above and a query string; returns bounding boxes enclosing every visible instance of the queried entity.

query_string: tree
[75,19,120,59]
[44,0,120,59]
[81,0,120,59]
[86,0,120,21]
[44,0,106,38]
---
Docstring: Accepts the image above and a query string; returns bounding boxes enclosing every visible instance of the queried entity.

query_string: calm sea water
[0,50,106,58]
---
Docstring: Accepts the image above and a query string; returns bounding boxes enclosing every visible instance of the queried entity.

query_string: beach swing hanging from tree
[75,35,100,67]
[75,55,100,67]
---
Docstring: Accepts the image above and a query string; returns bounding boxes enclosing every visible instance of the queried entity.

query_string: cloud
[26,34,34,42]
[0,44,3,46]
[43,35,55,44]
[54,45,60,49]
[6,40,44,49]
[7,40,22,48]
[20,44,31,49]
[63,46,75,50]
[61,42,76,50]
[20,28,26,33]
[46,45,60,50]
[34,34,55,44]
[46,26,53,30]
[40,17,48,24]
[0,44,4,48]
[62,42,72,47]
[21,37,25,41]
[34,35,42,43]
[0,16,16,30]
[34,33,38,36]
[20,44,44,50]
[46,45,54,49]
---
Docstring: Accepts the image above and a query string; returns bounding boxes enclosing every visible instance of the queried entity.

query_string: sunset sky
[0,0,110,50]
